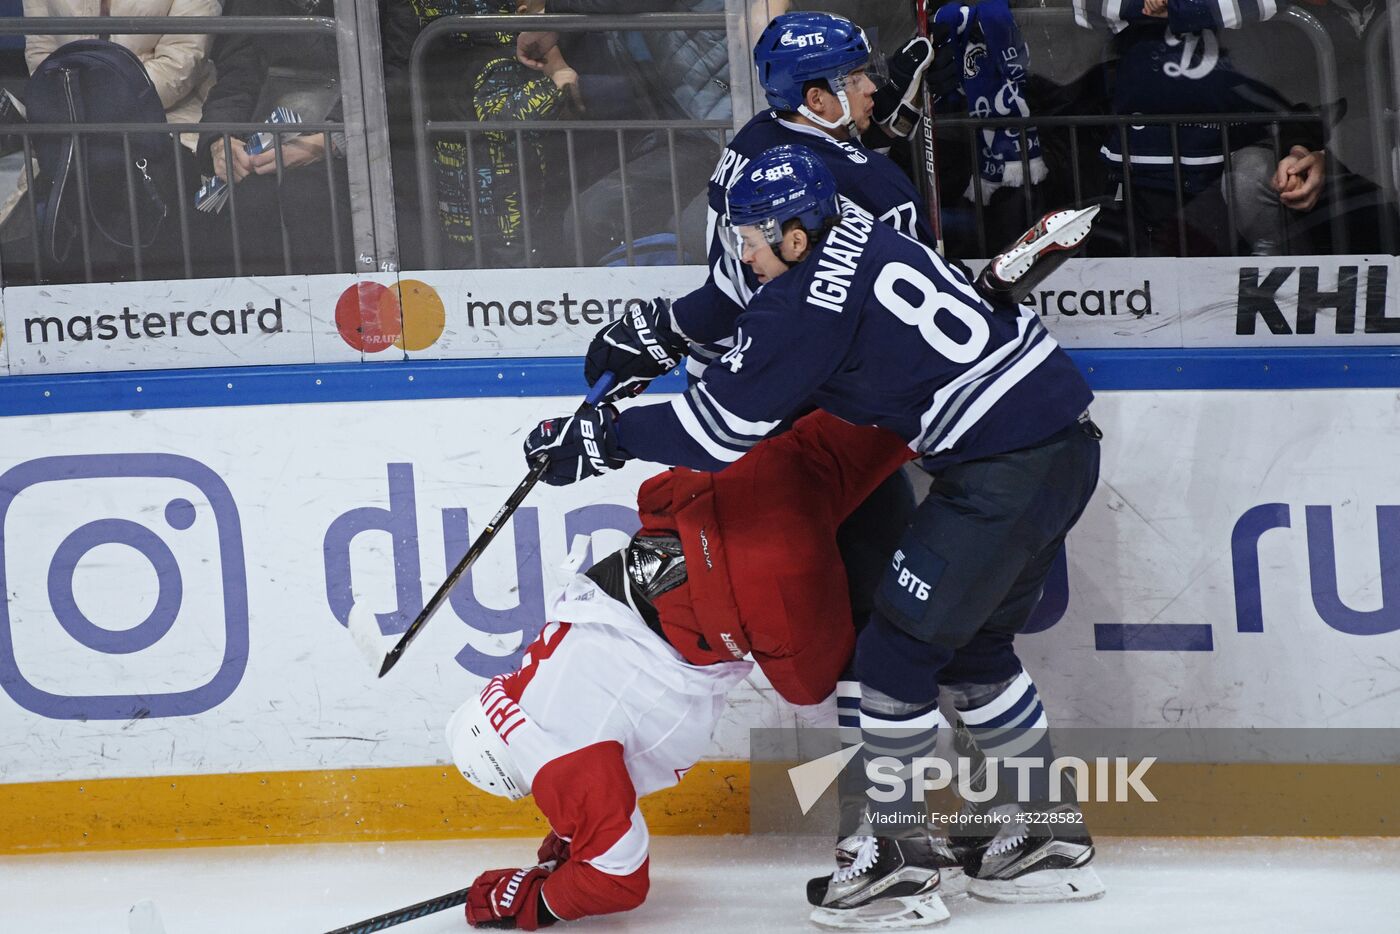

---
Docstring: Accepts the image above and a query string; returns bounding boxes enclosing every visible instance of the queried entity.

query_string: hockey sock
[833,679,868,835]
[947,670,1058,810]
[856,685,949,835]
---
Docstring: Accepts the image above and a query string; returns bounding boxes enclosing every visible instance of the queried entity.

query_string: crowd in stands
[0,0,1392,284]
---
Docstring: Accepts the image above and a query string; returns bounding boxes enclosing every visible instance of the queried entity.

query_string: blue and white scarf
[935,0,1047,203]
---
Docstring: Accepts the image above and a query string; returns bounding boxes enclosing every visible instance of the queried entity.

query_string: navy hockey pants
[854,417,1102,705]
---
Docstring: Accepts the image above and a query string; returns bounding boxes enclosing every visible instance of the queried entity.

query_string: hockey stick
[914,0,946,255]
[321,885,471,934]
[370,372,616,678]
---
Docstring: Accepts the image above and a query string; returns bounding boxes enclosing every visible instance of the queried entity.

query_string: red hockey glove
[536,831,571,867]
[466,865,557,930]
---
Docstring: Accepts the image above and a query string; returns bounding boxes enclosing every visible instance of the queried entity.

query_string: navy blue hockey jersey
[1072,0,1314,194]
[619,199,1092,473]
[671,110,934,375]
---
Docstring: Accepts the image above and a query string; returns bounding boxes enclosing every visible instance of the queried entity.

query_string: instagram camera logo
[0,454,249,720]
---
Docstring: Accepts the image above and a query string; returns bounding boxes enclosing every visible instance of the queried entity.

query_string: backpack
[24,39,174,270]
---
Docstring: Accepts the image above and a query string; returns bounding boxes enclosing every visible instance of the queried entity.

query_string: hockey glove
[466,865,557,930]
[585,298,687,401]
[872,26,958,141]
[524,406,627,486]
[536,831,571,866]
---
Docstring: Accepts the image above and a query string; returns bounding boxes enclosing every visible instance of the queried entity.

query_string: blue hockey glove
[524,406,627,486]
[585,298,687,402]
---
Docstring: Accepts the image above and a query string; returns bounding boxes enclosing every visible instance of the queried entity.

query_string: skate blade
[993,205,1099,281]
[1020,205,1099,254]
[809,891,950,930]
[937,867,968,900]
[968,866,1106,904]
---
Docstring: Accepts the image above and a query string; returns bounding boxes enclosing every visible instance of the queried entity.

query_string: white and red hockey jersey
[463,572,751,923]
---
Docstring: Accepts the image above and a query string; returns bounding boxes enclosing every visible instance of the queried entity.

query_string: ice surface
[2,835,1397,933]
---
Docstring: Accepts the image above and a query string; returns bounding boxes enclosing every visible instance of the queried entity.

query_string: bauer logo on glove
[524,406,628,486]
[585,297,688,402]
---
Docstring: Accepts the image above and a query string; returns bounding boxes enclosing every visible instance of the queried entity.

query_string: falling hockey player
[523,146,1106,928]
[445,402,923,931]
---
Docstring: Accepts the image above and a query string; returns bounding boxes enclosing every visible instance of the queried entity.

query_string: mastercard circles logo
[335,280,446,353]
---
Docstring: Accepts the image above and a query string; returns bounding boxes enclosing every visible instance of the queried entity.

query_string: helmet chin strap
[797,78,858,137]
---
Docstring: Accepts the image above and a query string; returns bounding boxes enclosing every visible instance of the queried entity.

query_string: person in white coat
[23,0,220,153]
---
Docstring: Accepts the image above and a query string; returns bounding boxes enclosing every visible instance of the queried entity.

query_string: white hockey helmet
[445,697,530,801]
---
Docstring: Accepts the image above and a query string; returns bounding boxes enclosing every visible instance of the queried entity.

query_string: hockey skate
[808,835,951,930]
[974,203,1101,305]
[807,830,966,907]
[965,803,1106,904]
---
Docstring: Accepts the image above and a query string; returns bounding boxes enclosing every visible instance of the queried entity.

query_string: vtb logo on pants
[892,549,931,601]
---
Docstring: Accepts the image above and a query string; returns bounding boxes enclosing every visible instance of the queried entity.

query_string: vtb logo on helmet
[779,30,824,48]
[722,144,840,262]
[755,162,796,183]
[754,12,871,133]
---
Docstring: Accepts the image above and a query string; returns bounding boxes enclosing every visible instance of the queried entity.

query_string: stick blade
[128,900,167,934]
[347,604,386,673]
[378,643,403,679]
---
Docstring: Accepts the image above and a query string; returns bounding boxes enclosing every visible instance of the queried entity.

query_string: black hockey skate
[807,831,965,907]
[808,835,951,930]
[966,803,1106,904]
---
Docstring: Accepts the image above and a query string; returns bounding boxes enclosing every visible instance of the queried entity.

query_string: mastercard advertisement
[333,280,447,354]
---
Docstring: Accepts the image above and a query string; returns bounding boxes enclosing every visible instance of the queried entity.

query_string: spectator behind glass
[15,0,219,282]
[517,0,729,266]
[23,0,220,155]
[194,0,351,275]
[1074,0,1329,257]
[401,0,620,269]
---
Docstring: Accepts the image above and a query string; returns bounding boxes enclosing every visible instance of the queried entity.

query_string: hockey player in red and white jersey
[447,544,748,930]
[448,411,918,930]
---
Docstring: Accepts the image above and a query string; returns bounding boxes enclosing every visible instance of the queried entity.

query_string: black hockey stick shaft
[322,885,470,933]
[377,372,616,678]
[915,0,945,255]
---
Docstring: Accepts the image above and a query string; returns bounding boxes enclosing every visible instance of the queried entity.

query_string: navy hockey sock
[857,686,949,834]
[948,670,1059,807]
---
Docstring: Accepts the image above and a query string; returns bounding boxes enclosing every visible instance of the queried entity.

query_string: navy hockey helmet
[754,12,873,127]
[722,145,839,259]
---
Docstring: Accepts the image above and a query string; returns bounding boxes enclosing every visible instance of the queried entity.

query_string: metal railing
[409,13,731,269]
[0,2,1387,288]
[7,121,344,283]
[0,12,395,283]
[927,3,1348,258]
[933,112,1334,258]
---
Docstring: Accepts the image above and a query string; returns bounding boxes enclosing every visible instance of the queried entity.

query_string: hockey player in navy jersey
[572,9,960,859]
[578,2,957,770]
[668,10,952,368]
[526,145,1105,926]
